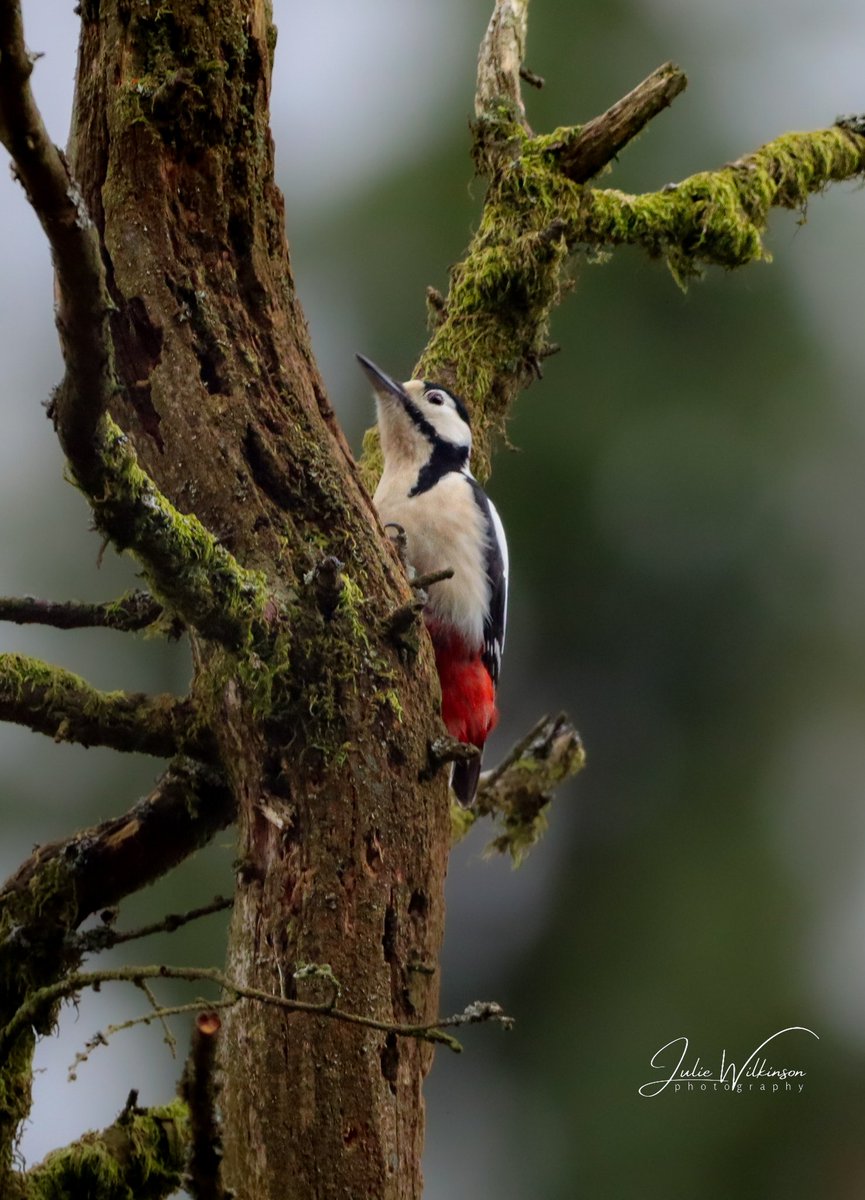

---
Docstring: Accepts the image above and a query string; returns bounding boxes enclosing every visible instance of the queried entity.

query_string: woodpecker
[357,354,508,804]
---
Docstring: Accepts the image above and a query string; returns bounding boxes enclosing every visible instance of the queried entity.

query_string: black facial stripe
[423,380,471,428]
[401,394,439,443]
[409,439,469,496]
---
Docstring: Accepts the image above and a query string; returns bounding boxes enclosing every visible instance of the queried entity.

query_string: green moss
[373,689,404,722]
[450,802,477,844]
[0,850,86,1185]
[358,120,865,489]
[581,127,865,287]
[0,652,208,759]
[81,418,269,646]
[25,1099,187,1200]
[358,427,384,500]
[414,124,584,479]
[336,575,370,651]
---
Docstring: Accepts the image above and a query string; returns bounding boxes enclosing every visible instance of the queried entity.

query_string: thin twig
[410,568,454,590]
[519,65,544,89]
[1,964,514,1060]
[69,1000,237,1080]
[74,896,234,955]
[481,711,553,792]
[138,978,177,1058]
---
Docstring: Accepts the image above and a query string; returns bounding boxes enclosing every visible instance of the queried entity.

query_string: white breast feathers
[374,468,491,650]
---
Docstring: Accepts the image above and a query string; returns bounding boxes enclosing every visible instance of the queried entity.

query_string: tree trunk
[70,3,449,1196]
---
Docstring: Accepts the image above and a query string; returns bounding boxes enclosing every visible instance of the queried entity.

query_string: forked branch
[403,0,865,478]
[453,714,585,862]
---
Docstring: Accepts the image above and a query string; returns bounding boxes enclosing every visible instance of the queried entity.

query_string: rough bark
[67,3,449,1198]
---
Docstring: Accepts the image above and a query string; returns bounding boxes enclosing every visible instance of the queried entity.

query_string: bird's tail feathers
[451,753,482,807]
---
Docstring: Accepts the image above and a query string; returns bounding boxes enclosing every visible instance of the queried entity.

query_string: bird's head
[357,354,471,468]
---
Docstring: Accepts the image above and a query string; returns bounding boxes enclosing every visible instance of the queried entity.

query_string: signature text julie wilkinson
[638,1027,819,1098]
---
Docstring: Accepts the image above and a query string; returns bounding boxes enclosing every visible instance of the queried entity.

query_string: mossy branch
[1,759,234,928]
[416,119,865,479]
[0,590,166,633]
[17,1096,187,1200]
[579,124,865,282]
[0,652,215,760]
[0,761,233,1181]
[0,964,514,1063]
[452,713,585,863]
[82,418,270,646]
[360,0,865,486]
[0,2,270,648]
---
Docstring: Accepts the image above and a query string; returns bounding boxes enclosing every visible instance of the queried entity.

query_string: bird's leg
[383,522,410,572]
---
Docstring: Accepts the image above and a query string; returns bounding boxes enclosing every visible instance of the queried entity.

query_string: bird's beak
[356,354,408,405]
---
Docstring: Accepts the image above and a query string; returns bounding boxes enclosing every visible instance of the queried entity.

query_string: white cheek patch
[375,397,428,465]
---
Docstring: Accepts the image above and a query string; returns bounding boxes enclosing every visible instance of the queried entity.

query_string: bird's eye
[426,390,445,406]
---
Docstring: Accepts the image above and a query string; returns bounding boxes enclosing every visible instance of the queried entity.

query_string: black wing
[468,478,508,686]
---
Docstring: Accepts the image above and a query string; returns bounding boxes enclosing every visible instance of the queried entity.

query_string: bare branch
[428,735,480,774]
[558,61,688,182]
[1,759,234,926]
[475,0,531,129]
[0,964,514,1061]
[0,1,115,477]
[452,714,585,863]
[75,896,234,955]
[0,589,167,633]
[0,652,215,759]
